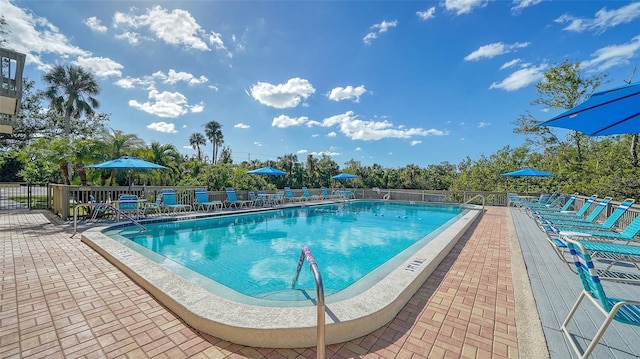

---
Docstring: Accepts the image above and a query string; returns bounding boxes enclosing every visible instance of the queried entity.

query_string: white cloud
[2,1,89,69]
[511,0,544,13]
[311,134,320,138]
[581,35,640,72]
[417,7,436,21]
[113,6,223,52]
[254,141,262,147]
[489,64,547,91]
[310,151,341,157]
[147,121,177,133]
[190,103,204,113]
[272,115,309,128]
[234,123,250,129]
[410,140,422,146]
[115,31,142,45]
[500,58,521,70]
[153,69,208,85]
[327,131,337,137]
[297,149,308,154]
[465,42,529,61]
[84,17,107,32]
[443,0,489,15]
[555,3,640,33]
[355,147,362,151]
[478,122,491,128]
[328,85,367,102]
[74,56,123,78]
[251,78,316,108]
[363,20,398,45]
[114,69,208,89]
[308,111,447,141]
[129,89,199,118]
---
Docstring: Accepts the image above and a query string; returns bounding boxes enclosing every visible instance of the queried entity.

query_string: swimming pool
[103,201,462,303]
[82,200,482,348]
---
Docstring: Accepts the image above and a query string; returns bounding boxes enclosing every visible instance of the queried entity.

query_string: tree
[189,132,206,162]
[96,129,145,185]
[218,146,233,164]
[204,121,223,164]
[42,65,100,184]
[513,61,605,169]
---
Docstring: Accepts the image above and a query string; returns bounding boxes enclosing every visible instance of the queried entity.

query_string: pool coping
[81,204,483,348]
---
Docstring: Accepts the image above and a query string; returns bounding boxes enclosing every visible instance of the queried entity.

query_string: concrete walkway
[0,206,603,358]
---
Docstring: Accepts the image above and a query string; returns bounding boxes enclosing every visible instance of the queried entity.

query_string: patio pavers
[2,207,519,358]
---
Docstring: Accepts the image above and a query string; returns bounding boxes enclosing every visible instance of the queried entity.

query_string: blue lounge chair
[301,187,321,201]
[561,238,640,359]
[284,187,306,202]
[538,198,634,231]
[194,188,223,211]
[532,195,598,218]
[248,191,265,207]
[534,196,612,227]
[532,192,579,213]
[321,187,340,200]
[161,189,192,213]
[225,188,252,209]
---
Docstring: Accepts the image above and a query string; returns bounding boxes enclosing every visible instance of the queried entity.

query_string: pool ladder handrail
[292,245,325,359]
[72,202,146,237]
[461,194,485,210]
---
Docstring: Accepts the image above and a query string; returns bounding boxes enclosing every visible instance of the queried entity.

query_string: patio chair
[560,238,640,359]
[301,187,321,201]
[248,191,265,207]
[521,192,566,209]
[194,189,223,211]
[538,198,634,231]
[529,194,598,220]
[545,223,640,282]
[143,195,164,216]
[267,191,285,206]
[284,187,306,202]
[225,188,252,209]
[117,194,141,220]
[533,197,612,229]
[531,192,579,213]
[161,189,192,213]
[88,195,115,221]
[321,187,340,200]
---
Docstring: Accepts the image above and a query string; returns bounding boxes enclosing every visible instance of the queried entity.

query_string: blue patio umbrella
[332,173,358,180]
[85,156,167,189]
[502,168,554,194]
[537,81,640,136]
[246,166,287,176]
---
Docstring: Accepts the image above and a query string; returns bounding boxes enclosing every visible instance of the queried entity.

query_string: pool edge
[81,207,482,348]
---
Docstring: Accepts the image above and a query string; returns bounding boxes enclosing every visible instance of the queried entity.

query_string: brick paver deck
[1,207,519,358]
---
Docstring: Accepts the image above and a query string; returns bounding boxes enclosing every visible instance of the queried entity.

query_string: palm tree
[97,129,145,185]
[204,121,223,164]
[42,65,100,184]
[143,141,181,185]
[189,132,206,162]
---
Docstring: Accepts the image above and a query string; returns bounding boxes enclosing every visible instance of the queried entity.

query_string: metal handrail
[461,194,485,210]
[292,245,325,359]
[72,202,146,237]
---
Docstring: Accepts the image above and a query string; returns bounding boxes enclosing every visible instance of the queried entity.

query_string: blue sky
[3,0,640,168]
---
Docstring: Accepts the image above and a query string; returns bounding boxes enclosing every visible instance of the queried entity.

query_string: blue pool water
[104,201,463,302]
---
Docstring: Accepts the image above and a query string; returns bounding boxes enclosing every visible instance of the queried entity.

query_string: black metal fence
[0,182,48,210]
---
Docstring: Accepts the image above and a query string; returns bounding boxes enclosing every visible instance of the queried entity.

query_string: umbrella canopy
[332,173,358,180]
[85,156,167,170]
[246,166,287,176]
[501,168,554,194]
[501,168,555,177]
[85,156,167,189]
[537,81,640,136]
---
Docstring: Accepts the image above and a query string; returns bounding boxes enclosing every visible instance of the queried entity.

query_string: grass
[9,195,48,209]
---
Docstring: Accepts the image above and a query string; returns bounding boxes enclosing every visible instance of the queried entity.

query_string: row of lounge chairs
[512,192,640,358]
[89,187,355,219]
